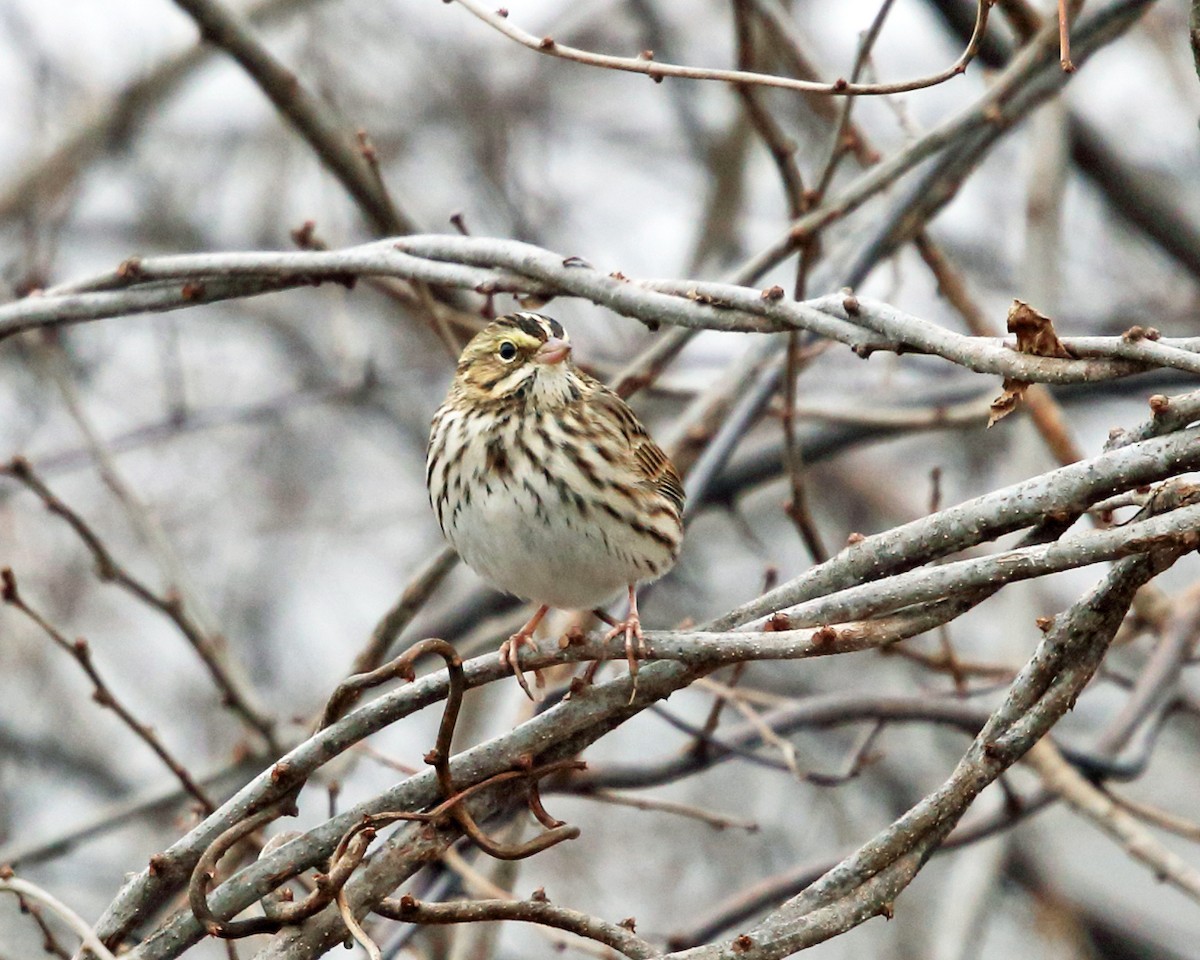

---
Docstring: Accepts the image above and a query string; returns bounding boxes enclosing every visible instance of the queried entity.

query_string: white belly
[428,401,678,610]
[444,480,635,609]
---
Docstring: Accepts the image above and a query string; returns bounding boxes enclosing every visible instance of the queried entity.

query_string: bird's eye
[498,341,518,362]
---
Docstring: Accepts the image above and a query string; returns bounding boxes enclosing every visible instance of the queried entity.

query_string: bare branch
[1,568,215,812]
[0,457,276,744]
[0,873,118,960]
[1025,740,1200,902]
[449,0,990,97]
[8,239,1200,387]
[168,0,414,236]
[374,893,659,960]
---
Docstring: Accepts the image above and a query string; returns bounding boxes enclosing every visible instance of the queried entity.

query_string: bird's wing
[593,387,686,513]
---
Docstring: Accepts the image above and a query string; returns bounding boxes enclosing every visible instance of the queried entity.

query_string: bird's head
[452,312,580,407]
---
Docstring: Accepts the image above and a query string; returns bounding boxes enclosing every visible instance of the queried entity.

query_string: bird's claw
[604,612,646,699]
[500,631,545,702]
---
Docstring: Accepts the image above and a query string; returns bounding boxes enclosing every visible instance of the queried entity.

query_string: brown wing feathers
[593,387,685,514]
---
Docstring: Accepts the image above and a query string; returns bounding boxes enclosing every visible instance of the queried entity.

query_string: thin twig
[1026,739,1200,902]
[450,0,990,97]
[581,790,759,832]
[1,568,215,812]
[348,546,459,675]
[1059,0,1077,69]
[1103,790,1200,843]
[0,873,118,960]
[169,0,413,236]
[0,457,276,744]
[375,893,659,960]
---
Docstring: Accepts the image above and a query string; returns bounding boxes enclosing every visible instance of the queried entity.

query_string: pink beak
[535,337,572,365]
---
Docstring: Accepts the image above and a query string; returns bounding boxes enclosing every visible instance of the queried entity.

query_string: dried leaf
[988,378,1028,427]
[1007,299,1073,359]
[989,301,1072,427]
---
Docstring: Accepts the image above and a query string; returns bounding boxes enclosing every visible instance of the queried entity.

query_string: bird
[426,312,685,698]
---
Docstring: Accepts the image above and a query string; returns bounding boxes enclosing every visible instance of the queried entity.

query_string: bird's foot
[500,605,550,701]
[603,608,645,697]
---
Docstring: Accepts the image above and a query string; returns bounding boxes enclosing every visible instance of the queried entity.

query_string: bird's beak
[535,337,572,365]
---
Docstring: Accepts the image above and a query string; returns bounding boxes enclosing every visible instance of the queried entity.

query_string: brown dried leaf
[1007,299,1073,359]
[989,301,1073,427]
[988,378,1028,427]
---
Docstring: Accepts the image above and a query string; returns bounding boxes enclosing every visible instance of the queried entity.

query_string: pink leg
[499,604,550,700]
[603,585,645,687]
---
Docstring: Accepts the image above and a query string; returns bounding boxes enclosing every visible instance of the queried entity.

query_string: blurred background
[2,0,1200,957]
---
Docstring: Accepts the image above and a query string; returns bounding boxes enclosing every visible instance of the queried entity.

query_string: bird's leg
[603,585,645,689]
[591,609,619,628]
[500,604,550,700]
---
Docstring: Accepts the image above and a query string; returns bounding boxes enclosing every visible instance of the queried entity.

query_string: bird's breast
[427,406,680,609]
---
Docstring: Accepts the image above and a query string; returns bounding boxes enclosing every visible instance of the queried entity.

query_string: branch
[1025,740,1200,902]
[665,520,1191,958]
[760,496,1200,629]
[449,0,990,97]
[713,428,1200,630]
[0,569,215,812]
[347,546,459,675]
[0,0,332,225]
[85,400,1200,957]
[8,238,1200,388]
[0,872,118,960]
[736,0,1156,283]
[374,893,658,960]
[170,0,414,236]
[0,758,258,869]
[0,457,276,744]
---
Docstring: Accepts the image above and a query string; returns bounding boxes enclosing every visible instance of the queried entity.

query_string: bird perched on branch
[427,312,685,697]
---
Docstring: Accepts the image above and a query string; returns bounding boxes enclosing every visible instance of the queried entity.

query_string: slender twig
[0,0,333,223]
[912,233,1085,465]
[1103,789,1200,843]
[88,420,1200,956]
[291,220,474,358]
[36,338,255,713]
[1025,740,1200,902]
[337,890,381,960]
[731,1,807,220]
[375,893,659,960]
[1059,0,1077,69]
[9,887,73,960]
[0,458,276,744]
[348,546,459,675]
[581,789,759,832]
[0,758,258,869]
[811,0,897,199]
[169,0,413,236]
[0,873,118,960]
[735,0,1149,284]
[1,569,215,811]
[664,782,1054,949]
[881,641,1015,683]
[450,0,989,97]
